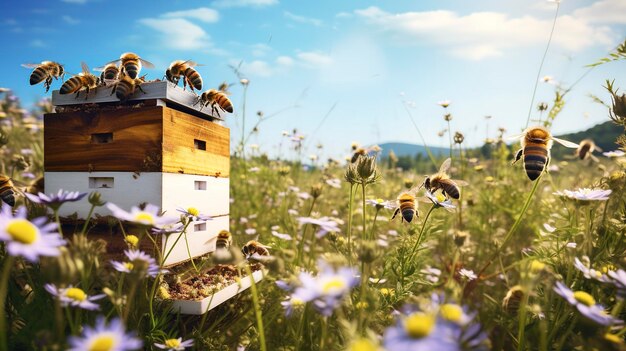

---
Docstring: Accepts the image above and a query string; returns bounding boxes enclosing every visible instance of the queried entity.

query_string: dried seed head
[537,102,549,112]
[444,113,453,122]
[453,132,465,144]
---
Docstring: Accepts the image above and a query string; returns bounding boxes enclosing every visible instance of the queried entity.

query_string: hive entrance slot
[194,139,207,150]
[194,181,207,190]
[194,223,207,232]
[91,133,113,144]
[89,177,114,189]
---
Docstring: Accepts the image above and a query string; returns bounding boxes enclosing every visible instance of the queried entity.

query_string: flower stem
[517,289,530,351]
[80,203,97,235]
[407,205,436,264]
[347,184,356,265]
[0,255,15,351]
[361,183,367,241]
[478,176,542,277]
[244,264,266,351]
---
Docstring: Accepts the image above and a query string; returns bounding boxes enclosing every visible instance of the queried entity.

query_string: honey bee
[26,176,44,196]
[575,139,602,162]
[423,158,468,199]
[94,63,120,86]
[510,126,579,181]
[241,240,270,258]
[351,148,367,163]
[218,81,235,95]
[165,60,203,92]
[59,62,99,98]
[215,230,232,250]
[0,174,17,207]
[105,52,154,80]
[111,73,146,101]
[391,187,419,223]
[196,89,234,117]
[21,61,64,92]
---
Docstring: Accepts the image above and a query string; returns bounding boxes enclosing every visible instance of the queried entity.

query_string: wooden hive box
[44,81,230,266]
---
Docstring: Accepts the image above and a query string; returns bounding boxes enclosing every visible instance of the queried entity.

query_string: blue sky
[1,0,625,160]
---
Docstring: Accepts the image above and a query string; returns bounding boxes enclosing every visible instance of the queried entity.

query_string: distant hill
[553,121,623,155]
[377,142,449,158]
[377,121,623,159]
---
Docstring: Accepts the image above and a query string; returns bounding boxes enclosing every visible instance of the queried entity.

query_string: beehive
[44,81,230,266]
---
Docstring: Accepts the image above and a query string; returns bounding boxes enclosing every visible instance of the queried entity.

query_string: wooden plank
[162,107,230,177]
[51,81,225,121]
[45,107,230,176]
[44,107,164,172]
[170,270,264,315]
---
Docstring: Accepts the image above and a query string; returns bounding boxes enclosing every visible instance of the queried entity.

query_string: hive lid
[50,81,226,121]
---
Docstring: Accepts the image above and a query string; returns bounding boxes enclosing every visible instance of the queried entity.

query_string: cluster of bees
[389,126,583,224]
[22,52,234,117]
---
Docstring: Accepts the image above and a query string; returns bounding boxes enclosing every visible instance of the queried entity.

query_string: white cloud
[276,56,294,66]
[335,12,353,19]
[138,18,212,50]
[61,0,87,4]
[284,11,323,26]
[62,15,80,25]
[30,40,47,48]
[236,60,274,77]
[573,0,626,24]
[162,8,219,23]
[296,51,332,67]
[251,43,272,57]
[354,6,615,60]
[213,0,277,8]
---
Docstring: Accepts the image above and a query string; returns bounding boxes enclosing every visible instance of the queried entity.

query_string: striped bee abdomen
[184,67,203,90]
[30,67,47,85]
[523,145,548,180]
[60,77,81,94]
[123,63,139,79]
[442,182,460,199]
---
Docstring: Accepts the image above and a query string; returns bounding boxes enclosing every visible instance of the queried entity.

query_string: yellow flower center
[376,198,384,204]
[322,278,346,294]
[485,176,494,182]
[88,334,116,351]
[350,338,377,351]
[6,219,38,244]
[435,193,446,203]
[573,291,596,306]
[65,288,87,302]
[404,312,435,339]
[125,235,139,247]
[355,301,369,309]
[602,265,615,274]
[440,304,463,323]
[291,297,304,306]
[380,288,390,296]
[124,262,134,271]
[530,260,545,274]
[134,212,154,225]
[164,339,181,347]
[186,207,199,217]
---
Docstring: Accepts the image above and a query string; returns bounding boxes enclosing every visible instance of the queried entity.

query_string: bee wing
[505,132,525,141]
[552,137,579,149]
[104,58,122,66]
[81,61,90,74]
[93,66,106,72]
[139,58,155,69]
[417,196,431,203]
[21,63,40,68]
[439,158,451,173]
[450,179,469,186]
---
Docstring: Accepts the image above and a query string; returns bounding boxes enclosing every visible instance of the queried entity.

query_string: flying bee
[391,187,419,223]
[196,89,234,117]
[241,240,270,258]
[0,174,17,207]
[218,81,235,95]
[110,73,146,101]
[575,139,602,162]
[510,126,579,181]
[26,176,44,196]
[22,61,64,92]
[165,60,203,92]
[422,158,468,199]
[351,148,367,163]
[104,52,154,80]
[59,62,99,99]
[215,230,232,250]
[94,63,120,86]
